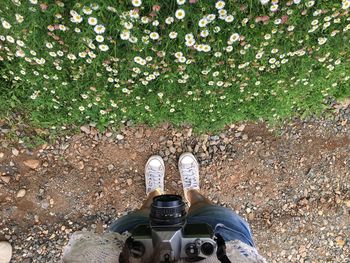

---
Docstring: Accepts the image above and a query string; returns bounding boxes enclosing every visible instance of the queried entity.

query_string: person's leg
[109,189,162,233]
[178,153,255,246]
[109,156,165,233]
[186,189,255,246]
[140,189,162,210]
[186,189,212,213]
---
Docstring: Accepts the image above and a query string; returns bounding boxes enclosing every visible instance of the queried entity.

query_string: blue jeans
[109,204,255,247]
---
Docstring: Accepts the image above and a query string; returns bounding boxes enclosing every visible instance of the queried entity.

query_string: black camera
[120,195,217,262]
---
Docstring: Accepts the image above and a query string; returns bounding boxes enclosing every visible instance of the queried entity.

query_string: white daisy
[270,4,278,12]
[15,14,24,23]
[178,57,186,63]
[141,16,150,24]
[169,32,178,39]
[96,35,104,42]
[214,26,221,33]
[203,45,211,52]
[256,52,263,59]
[269,58,276,64]
[149,32,160,40]
[343,0,350,9]
[99,44,109,51]
[134,56,143,64]
[198,18,208,27]
[177,0,186,4]
[260,0,269,4]
[207,14,216,21]
[229,33,240,42]
[71,14,83,23]
[274,19,282,25]
[225,15,234,23]
[306,1,315,7]
[88,17,98,26]
[215,1,225,9]
[78,52,87,58]
[129,36,138,43]
[185,33,194,41]
[200,30,209,38]
[91,5,100,12]
[82,6,93,15]
[46,42,53,49]
[165,17,174,25]
[175,9,185,20]
[94,24,105,34]
[218,9,227,17]
[120,30,130,40]
[129,9,139,19]
[17,40,25,47]
[15,50,25,57]
[2,20,11,29]
[124,22,133,29]
[318,37,327,45]
[174,52,183,58]
[141,36,149,43]
[311,20,318,26]
[287,25,295,32]
[186,39,196,46]
[132,0,142,7]
[195,44,204,51]
[6,35,15,43]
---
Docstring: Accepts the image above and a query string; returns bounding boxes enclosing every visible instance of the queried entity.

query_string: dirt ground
[1,115,350,262]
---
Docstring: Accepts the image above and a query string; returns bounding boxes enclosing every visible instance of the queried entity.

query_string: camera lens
[150,194,186,227]
[201,242,215,256]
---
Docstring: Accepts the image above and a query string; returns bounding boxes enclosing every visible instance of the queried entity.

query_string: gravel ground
[0,102,350,262]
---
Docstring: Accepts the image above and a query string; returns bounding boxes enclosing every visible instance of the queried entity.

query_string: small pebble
[0,241,12,263]
[16,189,26,198]
[116,134,124,140]
[12,148,19,156]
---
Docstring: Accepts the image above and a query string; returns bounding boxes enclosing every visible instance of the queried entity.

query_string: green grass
[0,0,349,133]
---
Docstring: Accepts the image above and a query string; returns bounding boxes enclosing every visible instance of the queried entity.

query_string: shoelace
[182,164,198,188]
[147,167,163,189]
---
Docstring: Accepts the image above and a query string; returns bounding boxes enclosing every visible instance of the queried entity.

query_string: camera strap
[215,234,231,263]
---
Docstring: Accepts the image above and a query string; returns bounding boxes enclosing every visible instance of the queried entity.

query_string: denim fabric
[108,205,254,247]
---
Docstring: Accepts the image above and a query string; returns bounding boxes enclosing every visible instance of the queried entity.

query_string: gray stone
[80,125,90,134]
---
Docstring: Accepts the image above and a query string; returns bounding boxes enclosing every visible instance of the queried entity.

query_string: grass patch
[0,0,349,133]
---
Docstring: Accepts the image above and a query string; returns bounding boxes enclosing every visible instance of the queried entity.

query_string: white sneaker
[178,153,200,199]
[145,155,165,195]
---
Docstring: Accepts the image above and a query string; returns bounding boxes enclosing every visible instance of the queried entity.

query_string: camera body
[121,195,217,262]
